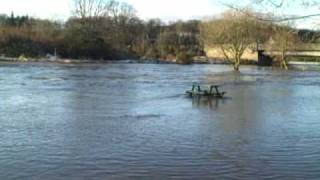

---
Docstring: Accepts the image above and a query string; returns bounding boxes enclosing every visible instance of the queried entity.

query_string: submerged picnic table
[186,84,226,98]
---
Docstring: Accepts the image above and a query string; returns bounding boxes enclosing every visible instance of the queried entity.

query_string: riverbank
[288,61,320,70]
[0,56,258,65]
[0,56,107,64]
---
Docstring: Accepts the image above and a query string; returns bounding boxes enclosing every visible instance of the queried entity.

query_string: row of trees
[0,0,318,70]
[0,0,203,63]
[213,0,320,70]
[200,9,320,71]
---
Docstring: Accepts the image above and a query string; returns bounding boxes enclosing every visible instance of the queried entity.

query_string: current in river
[1,63,320,179]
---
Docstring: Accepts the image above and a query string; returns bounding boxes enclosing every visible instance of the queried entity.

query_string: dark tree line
[0,0,317,66]
[0,1,204,63]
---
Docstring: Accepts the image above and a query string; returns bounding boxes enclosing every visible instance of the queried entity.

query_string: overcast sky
[0,0,71,19]
[123,0,226,20]
[0,0,318,29]
[0,0,226,20]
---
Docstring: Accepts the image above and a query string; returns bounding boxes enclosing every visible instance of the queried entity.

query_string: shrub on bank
[176,51,193,64]
[0,35,47,58]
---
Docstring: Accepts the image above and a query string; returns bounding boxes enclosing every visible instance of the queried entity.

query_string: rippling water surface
[1,63,320,179]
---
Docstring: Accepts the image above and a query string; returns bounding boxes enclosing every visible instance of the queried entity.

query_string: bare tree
[253,0,319,8]
[224,0,320,22]
[268,24,299,69]
[105,0,136,19]
[73,0,111,18]
[73,0,136,19]
[222,0,318,70]
[200,11,258,71]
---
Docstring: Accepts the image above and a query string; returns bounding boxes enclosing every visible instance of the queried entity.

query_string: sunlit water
[1,63,320,179]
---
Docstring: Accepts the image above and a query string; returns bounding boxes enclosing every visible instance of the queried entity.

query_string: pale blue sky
[0,0,318,28]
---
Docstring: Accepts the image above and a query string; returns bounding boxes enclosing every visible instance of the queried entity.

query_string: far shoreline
[0,56,257,66]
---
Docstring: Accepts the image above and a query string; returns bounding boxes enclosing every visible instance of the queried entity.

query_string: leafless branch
[223,3,320,23]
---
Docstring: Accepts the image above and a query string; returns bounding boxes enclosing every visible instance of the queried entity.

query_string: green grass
[287,56,320,62]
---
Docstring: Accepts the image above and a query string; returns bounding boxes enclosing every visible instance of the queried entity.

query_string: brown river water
[1,63,320,179]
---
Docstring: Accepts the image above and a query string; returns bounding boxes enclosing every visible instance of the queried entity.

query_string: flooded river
[1,63,320,179]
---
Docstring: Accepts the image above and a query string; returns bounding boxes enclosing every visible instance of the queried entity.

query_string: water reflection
[191,96,229,110]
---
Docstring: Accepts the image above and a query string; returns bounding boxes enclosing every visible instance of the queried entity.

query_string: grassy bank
[287,56,320,62]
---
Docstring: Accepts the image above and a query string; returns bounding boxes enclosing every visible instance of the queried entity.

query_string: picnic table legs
[215,86,221,95]
[210,85,224,97]
[209,86,220,94]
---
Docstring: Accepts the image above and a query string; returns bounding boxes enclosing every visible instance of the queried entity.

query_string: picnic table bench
[186,84,226,98]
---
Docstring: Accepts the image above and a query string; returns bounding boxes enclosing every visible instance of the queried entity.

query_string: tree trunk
[233,53,241,71]
[234,56,240,71]
[281,51,288,70]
